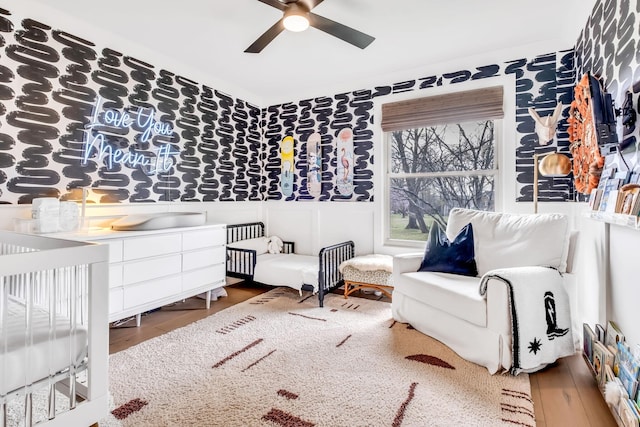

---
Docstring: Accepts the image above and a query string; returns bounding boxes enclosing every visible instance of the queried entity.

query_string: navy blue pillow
[418,222,478,277]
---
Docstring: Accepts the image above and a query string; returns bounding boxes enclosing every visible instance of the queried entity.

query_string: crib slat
[48,384,55,420]
[318,240,354,307]
[227,222,264,244]
[25,392,32,427]
[0,231,108,427]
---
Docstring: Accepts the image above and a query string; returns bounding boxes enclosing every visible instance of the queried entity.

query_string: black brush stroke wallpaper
[262,53,576,203]
[0,7,261,204]
[0,2,636,204]
[575,0,640,157]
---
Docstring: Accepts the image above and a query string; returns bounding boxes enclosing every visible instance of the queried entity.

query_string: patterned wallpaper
[263,51,575,203]
[263,92,374,201]
[575,0,639,156]
[0,7,262,204]
[2,2,635,205]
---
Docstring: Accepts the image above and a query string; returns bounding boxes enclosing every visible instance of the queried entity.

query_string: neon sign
[83,96,179,175]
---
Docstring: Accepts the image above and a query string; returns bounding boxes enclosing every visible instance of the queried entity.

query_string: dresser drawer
[123,254,181,285]
[109,288,124,315]
[182,264,225,292]
[123,276,178,309]
[182,227,225,251]
[123,233,181,261]
[109,264,123,288]
[182,246,226,271]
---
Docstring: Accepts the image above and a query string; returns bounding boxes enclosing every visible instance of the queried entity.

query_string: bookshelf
[583,354,626,427]
[584,211,640,230]
[583,320,640,426]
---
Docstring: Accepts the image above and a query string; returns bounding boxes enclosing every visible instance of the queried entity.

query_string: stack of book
[584,321,640,426]
[589,159,640,216]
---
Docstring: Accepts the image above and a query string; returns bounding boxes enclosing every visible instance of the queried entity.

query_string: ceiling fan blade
[245,19,285,53]
[308,12,375,49]
[300,0,324,10]
[257,0,288,11]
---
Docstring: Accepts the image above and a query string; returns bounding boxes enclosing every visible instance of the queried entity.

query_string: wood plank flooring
[109,281,617,426]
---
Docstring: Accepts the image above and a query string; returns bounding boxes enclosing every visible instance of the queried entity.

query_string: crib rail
[227,222,264,243]
[318,241,355,307]
[0,231,108,427]
[226,247,258,281]
[282,241,294,254]
[227,223,263,281]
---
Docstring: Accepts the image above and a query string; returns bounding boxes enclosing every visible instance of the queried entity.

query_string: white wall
[263,201,374,256]
[569,205,609,329]
[606,224,640,346]
[558,205,640,348]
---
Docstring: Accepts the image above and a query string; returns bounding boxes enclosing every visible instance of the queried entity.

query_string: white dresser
[56,223,226,324]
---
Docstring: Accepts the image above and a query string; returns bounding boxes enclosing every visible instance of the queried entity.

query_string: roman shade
[380,86,504,132]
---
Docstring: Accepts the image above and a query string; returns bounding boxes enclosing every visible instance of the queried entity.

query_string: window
[381,86,503,244]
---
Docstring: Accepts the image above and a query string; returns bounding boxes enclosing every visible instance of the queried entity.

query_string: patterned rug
[102,288,535,427]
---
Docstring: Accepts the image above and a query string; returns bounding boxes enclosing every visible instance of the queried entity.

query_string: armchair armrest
[481,266,578,369]
[479,275,512,370]
[393,253,423,275]
[482,275,511,334]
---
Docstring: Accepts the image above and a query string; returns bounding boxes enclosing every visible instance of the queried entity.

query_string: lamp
[66,187,90,229]
[533,152,572,213]
[283,3,309,32]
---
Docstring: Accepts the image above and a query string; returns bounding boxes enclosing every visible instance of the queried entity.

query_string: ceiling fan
[245,0,375,53]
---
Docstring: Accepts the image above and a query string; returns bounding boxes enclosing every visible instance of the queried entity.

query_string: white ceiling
[23,0,596,106]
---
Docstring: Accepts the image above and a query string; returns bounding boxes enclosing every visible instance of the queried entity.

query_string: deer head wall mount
[528,103,563,145]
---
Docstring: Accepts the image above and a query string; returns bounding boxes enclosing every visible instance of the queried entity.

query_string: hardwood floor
[108,281,263,354]
[529,355,616,426]
[109,281,617,426]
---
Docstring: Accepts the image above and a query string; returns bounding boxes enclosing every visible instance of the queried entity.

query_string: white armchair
[391,208,578,374]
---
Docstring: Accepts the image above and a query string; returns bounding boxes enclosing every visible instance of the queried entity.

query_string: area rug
[102,288,535,427]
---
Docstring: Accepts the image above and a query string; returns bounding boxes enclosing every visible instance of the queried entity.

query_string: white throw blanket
[479,266,574,375]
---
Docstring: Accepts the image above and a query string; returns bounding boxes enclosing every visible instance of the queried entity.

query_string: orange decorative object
[568,74,605,195]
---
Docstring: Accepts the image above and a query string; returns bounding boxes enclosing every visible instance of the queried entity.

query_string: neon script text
[83,97,178,175]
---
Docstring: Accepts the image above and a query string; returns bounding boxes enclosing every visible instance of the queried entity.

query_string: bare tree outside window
[387,120,497,242]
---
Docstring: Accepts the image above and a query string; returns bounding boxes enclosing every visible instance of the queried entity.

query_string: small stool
[340,254,393,299]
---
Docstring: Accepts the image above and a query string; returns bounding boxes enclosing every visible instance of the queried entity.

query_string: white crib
[0,231,109,427]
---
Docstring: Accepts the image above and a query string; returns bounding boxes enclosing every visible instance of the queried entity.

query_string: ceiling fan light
[283,15,309,32]
[283,4,309,32]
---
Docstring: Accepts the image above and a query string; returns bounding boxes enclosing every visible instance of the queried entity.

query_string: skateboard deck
[307,132,321,198]
[280,135,294,197]
[336,128,354,196]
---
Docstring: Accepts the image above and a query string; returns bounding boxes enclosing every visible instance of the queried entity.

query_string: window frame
[383,121,501,247]
[372,76,516,253]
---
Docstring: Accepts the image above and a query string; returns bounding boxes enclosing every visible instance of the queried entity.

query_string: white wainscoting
[263,201,375,256]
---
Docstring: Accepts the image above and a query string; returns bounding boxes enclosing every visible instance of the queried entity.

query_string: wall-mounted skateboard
[280,135,294,197]
[335,128,354,196]
[307,132,321,199]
